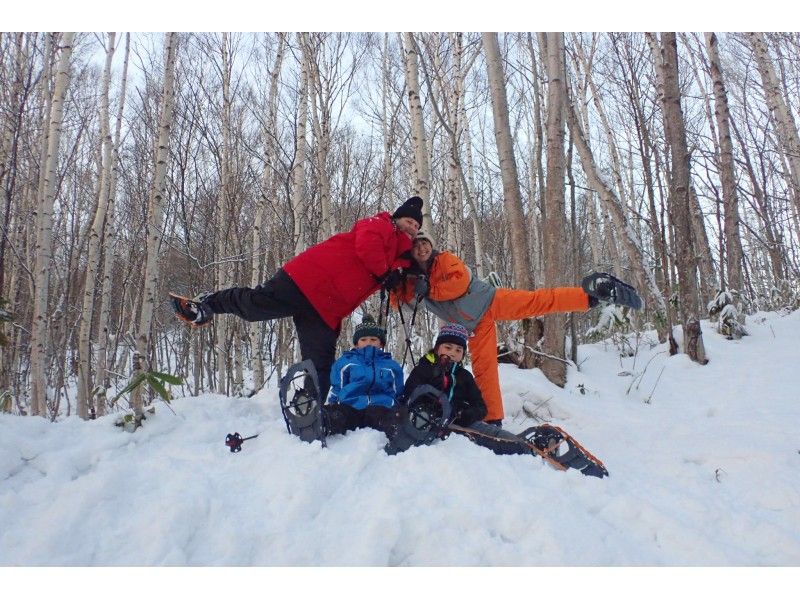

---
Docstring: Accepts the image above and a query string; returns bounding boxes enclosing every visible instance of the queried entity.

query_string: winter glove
[581,272,643,310]
[377,268,404,292]
[413,275,429,297]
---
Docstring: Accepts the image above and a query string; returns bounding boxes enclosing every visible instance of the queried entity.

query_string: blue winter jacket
[328,346,404,409]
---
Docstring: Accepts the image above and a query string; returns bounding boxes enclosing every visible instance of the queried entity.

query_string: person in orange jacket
[392,231,642,426]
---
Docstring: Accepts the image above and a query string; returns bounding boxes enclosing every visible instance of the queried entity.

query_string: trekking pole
[378,286,391,330]
[397,298,419,368]
[225,432,259,453]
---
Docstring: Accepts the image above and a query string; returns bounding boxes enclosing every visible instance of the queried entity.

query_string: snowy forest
[1,31,799,422]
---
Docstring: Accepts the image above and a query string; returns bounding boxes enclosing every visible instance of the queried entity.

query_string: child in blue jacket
[323,314,404,435]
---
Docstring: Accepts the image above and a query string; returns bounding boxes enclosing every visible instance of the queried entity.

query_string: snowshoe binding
[279,360,326,446]
[169,291,214,326]
[384,385,452,455]
[581,272,642,311]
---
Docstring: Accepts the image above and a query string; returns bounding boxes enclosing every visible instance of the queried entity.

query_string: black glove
[414,275,429,297]
[378,268,404,292]
[581,272,643,310]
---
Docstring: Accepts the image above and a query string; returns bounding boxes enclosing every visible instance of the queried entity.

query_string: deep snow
[2,310,800,571]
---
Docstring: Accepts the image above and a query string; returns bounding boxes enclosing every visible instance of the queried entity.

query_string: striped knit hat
[352,314,386,346]
[434,323,469,350]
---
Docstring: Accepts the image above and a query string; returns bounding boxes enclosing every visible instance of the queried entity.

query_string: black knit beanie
[352,314,387,346]
[392,196,424,227]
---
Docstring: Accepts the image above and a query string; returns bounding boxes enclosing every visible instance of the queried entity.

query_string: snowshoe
[279,360,326,446]
[446,421,608,478]
[519,424,609,478]
[384,384,452,455]
[581,272,642,310]
[169,291,214,326]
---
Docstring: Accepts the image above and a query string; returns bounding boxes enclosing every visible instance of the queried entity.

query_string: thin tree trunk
[539,32,569,386]
[215,32,233,395]
[565,89,668,333]
[656,32,708,364]
[705,32,745,293]
[749,33,800,230]
[483,32,540,370]
[30,32,75,417]
[95,32,130,416]
[132,32,179,417]
[77,32,116,419]
[403,32,432,228]
[250,32,285,392]
[292,33,309,256]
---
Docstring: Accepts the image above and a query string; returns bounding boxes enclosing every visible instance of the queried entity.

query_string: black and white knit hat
[352,314,387,346]
[434,322,469,350]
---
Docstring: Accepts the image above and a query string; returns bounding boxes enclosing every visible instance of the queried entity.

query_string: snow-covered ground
[2,311,800,574]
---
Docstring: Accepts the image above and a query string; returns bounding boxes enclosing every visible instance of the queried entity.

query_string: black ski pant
[204,268,339,400]
[323,403,397,436]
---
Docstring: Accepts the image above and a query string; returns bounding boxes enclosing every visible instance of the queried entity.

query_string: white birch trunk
[305,36,334,241]
[132,32,179,417]
[292,33,309,256]
[30,32,75,417]
[403,32,432,228]
[95,33,130,416]
[250,32,285,391]
[77,32,116,420]
[215,32,233,395]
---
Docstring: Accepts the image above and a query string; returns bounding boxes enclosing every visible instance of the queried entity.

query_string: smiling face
[411,238,433,266]
[435,342,465,363]
[395,217,420,238]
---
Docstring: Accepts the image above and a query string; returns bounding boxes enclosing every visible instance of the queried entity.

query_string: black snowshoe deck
[279,360,326,446]
[582,272,643,311]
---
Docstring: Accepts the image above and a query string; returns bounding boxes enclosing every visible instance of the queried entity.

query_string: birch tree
[250,32,285,391]
[403,32,432,231]
[77,32,116,419]
[30,32,75,417]
[292,33,309,255]
[131,32,179,418]
[94,33,130,416]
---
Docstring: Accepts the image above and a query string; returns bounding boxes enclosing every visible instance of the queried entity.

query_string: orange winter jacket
[392,251,497,332]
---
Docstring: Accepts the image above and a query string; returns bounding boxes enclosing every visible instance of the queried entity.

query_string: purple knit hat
[435,323,469,350]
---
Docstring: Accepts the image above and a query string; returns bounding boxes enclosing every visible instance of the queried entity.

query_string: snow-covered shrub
[708,289,747,339]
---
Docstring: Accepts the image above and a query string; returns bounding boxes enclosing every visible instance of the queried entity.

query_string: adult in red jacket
[173,197,423,399]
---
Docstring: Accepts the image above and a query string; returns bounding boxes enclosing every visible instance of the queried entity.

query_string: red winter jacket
[283,212,412,331]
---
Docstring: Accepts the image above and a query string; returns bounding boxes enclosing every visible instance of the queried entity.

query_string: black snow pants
[322,403,398,437]
[204,268,339,400]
